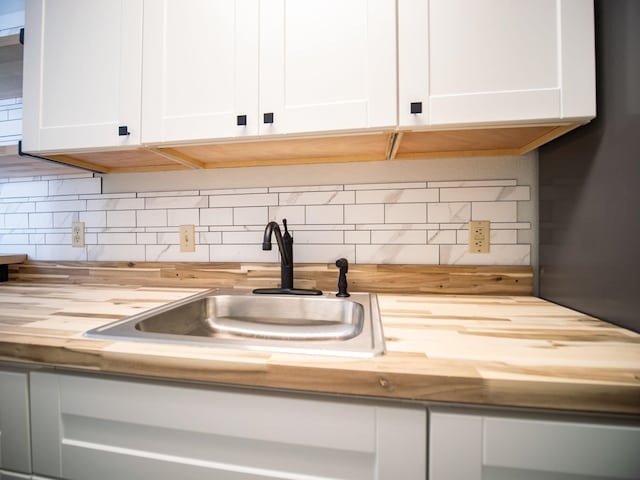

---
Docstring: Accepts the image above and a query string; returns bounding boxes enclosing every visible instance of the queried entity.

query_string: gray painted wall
[539,0,640,331]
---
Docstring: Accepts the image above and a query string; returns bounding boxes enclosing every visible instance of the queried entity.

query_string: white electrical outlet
[469,220,490,253]
[180,225,196,252]
[71,222,85,247]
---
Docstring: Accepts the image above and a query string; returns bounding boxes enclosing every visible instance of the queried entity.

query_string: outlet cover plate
[180,224,196,252]
[469,220,490,253]
[72,222,85,248]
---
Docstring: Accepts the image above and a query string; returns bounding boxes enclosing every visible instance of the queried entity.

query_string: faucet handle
[335,258,350,297]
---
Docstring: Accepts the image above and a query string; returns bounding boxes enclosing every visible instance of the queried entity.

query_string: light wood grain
[6,123,586,176]
[0,283,638,415]
[394,124,583,159]
[9,261,533,295]
[0,254,26,265]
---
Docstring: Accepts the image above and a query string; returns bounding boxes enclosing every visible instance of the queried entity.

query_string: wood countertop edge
[2,335,639,416]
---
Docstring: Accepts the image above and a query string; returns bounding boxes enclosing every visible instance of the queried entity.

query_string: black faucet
[335,258,350,297]
[253,219,322,296]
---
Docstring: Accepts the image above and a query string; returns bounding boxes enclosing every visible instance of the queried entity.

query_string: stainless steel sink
[84,289,385,357]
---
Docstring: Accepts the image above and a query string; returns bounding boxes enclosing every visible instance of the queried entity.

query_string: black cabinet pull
[410,102,423,114]
[118,125,130,136]
[263,112,274,124]
[237,115,247,126]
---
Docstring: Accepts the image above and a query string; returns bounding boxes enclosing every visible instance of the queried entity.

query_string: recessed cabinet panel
[259,0,396,135]
[22,0,143,151]
[429,410,640,480]
[398,0,595,128]
[30,372,426,480]
[0,370,31,474]
[141,0,260,143]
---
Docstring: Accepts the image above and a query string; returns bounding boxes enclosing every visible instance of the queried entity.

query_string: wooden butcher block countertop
[0,282,639,416]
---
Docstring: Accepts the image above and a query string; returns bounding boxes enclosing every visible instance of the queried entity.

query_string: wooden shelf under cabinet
[24,122,584,175]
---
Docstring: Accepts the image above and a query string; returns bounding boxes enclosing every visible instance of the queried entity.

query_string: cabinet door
[22,0,143,151]
[259,0,396,136]
[31,372,426,480]
[398,0,595,128]
[430,409,640,480]
[0,370,31,474]
[141,0,260,143]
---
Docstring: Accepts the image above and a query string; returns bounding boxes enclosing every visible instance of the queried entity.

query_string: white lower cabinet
[0,370,31,475]
[29,372,426,480]
[429,409,640,480]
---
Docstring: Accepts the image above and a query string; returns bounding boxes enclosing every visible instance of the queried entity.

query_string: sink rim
[84,288,385,358]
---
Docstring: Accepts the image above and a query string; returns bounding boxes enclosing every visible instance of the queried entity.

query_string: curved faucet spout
[262,221,291,266]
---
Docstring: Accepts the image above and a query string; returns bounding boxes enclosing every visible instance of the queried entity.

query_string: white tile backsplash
[0,175,533,265]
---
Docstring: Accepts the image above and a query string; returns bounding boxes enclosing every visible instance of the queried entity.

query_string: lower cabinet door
[429,409,640,480]
[30,372,426,480]
[0,370,31,474]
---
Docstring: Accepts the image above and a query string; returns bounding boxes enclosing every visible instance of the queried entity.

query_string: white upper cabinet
[142,0,397,144]
[258,0,397,136]
[22,0,143,152]
[141,0,260,143]
[398,0,596,128]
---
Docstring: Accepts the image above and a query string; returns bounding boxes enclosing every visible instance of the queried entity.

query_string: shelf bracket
[18,141,105,174]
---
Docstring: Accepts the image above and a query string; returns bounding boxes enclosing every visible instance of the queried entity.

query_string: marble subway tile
[428,179,517,188]
[5,213,29,228]
[472,201,517,222]
[269,185,342,193]
[294,244,355,263]
[440,186,530,202]
[35,199,86,213]
[293,230,343,244]
[0,245,36,256]
[200,187,268,195]
[200,208,233,226]
[234,206,268,226]
[98,233,137,244]
[0,181,48,198]
[86,198,143,211]
[167,208,199,226]
[0,233,29,244]
[106,210,136,228]
[79,211,107,228]
[346,182,426,190]
[356,244,439,264]
[136,209,167,227]
[37,244,87,261]
[345,204,384,224]
[29,213,53,228]
[210,244,279,263]
[440,244,530,265]
[428,202,471,223]
[53,212,78,228]
[268,205,305,224]
[371,230,426,244]
[344,230,370,244]
[198,232,222,244]
[44,233,72,245]
[209,193,278,208]
[137,190,200,198]
[87,244,145,262]
[356,188,437,204]
[427,230,457,244]
[278,191,354,206]
[385,203,427,224]
[137,233,157,245]
[0,202,35,214]
[49,177,101,196]
[222,231,263,244]
[306,205,343,225]
[146,244,210,262]
[145,196,207,209]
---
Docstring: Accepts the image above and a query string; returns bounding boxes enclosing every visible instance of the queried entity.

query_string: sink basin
[85,289,385,357]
